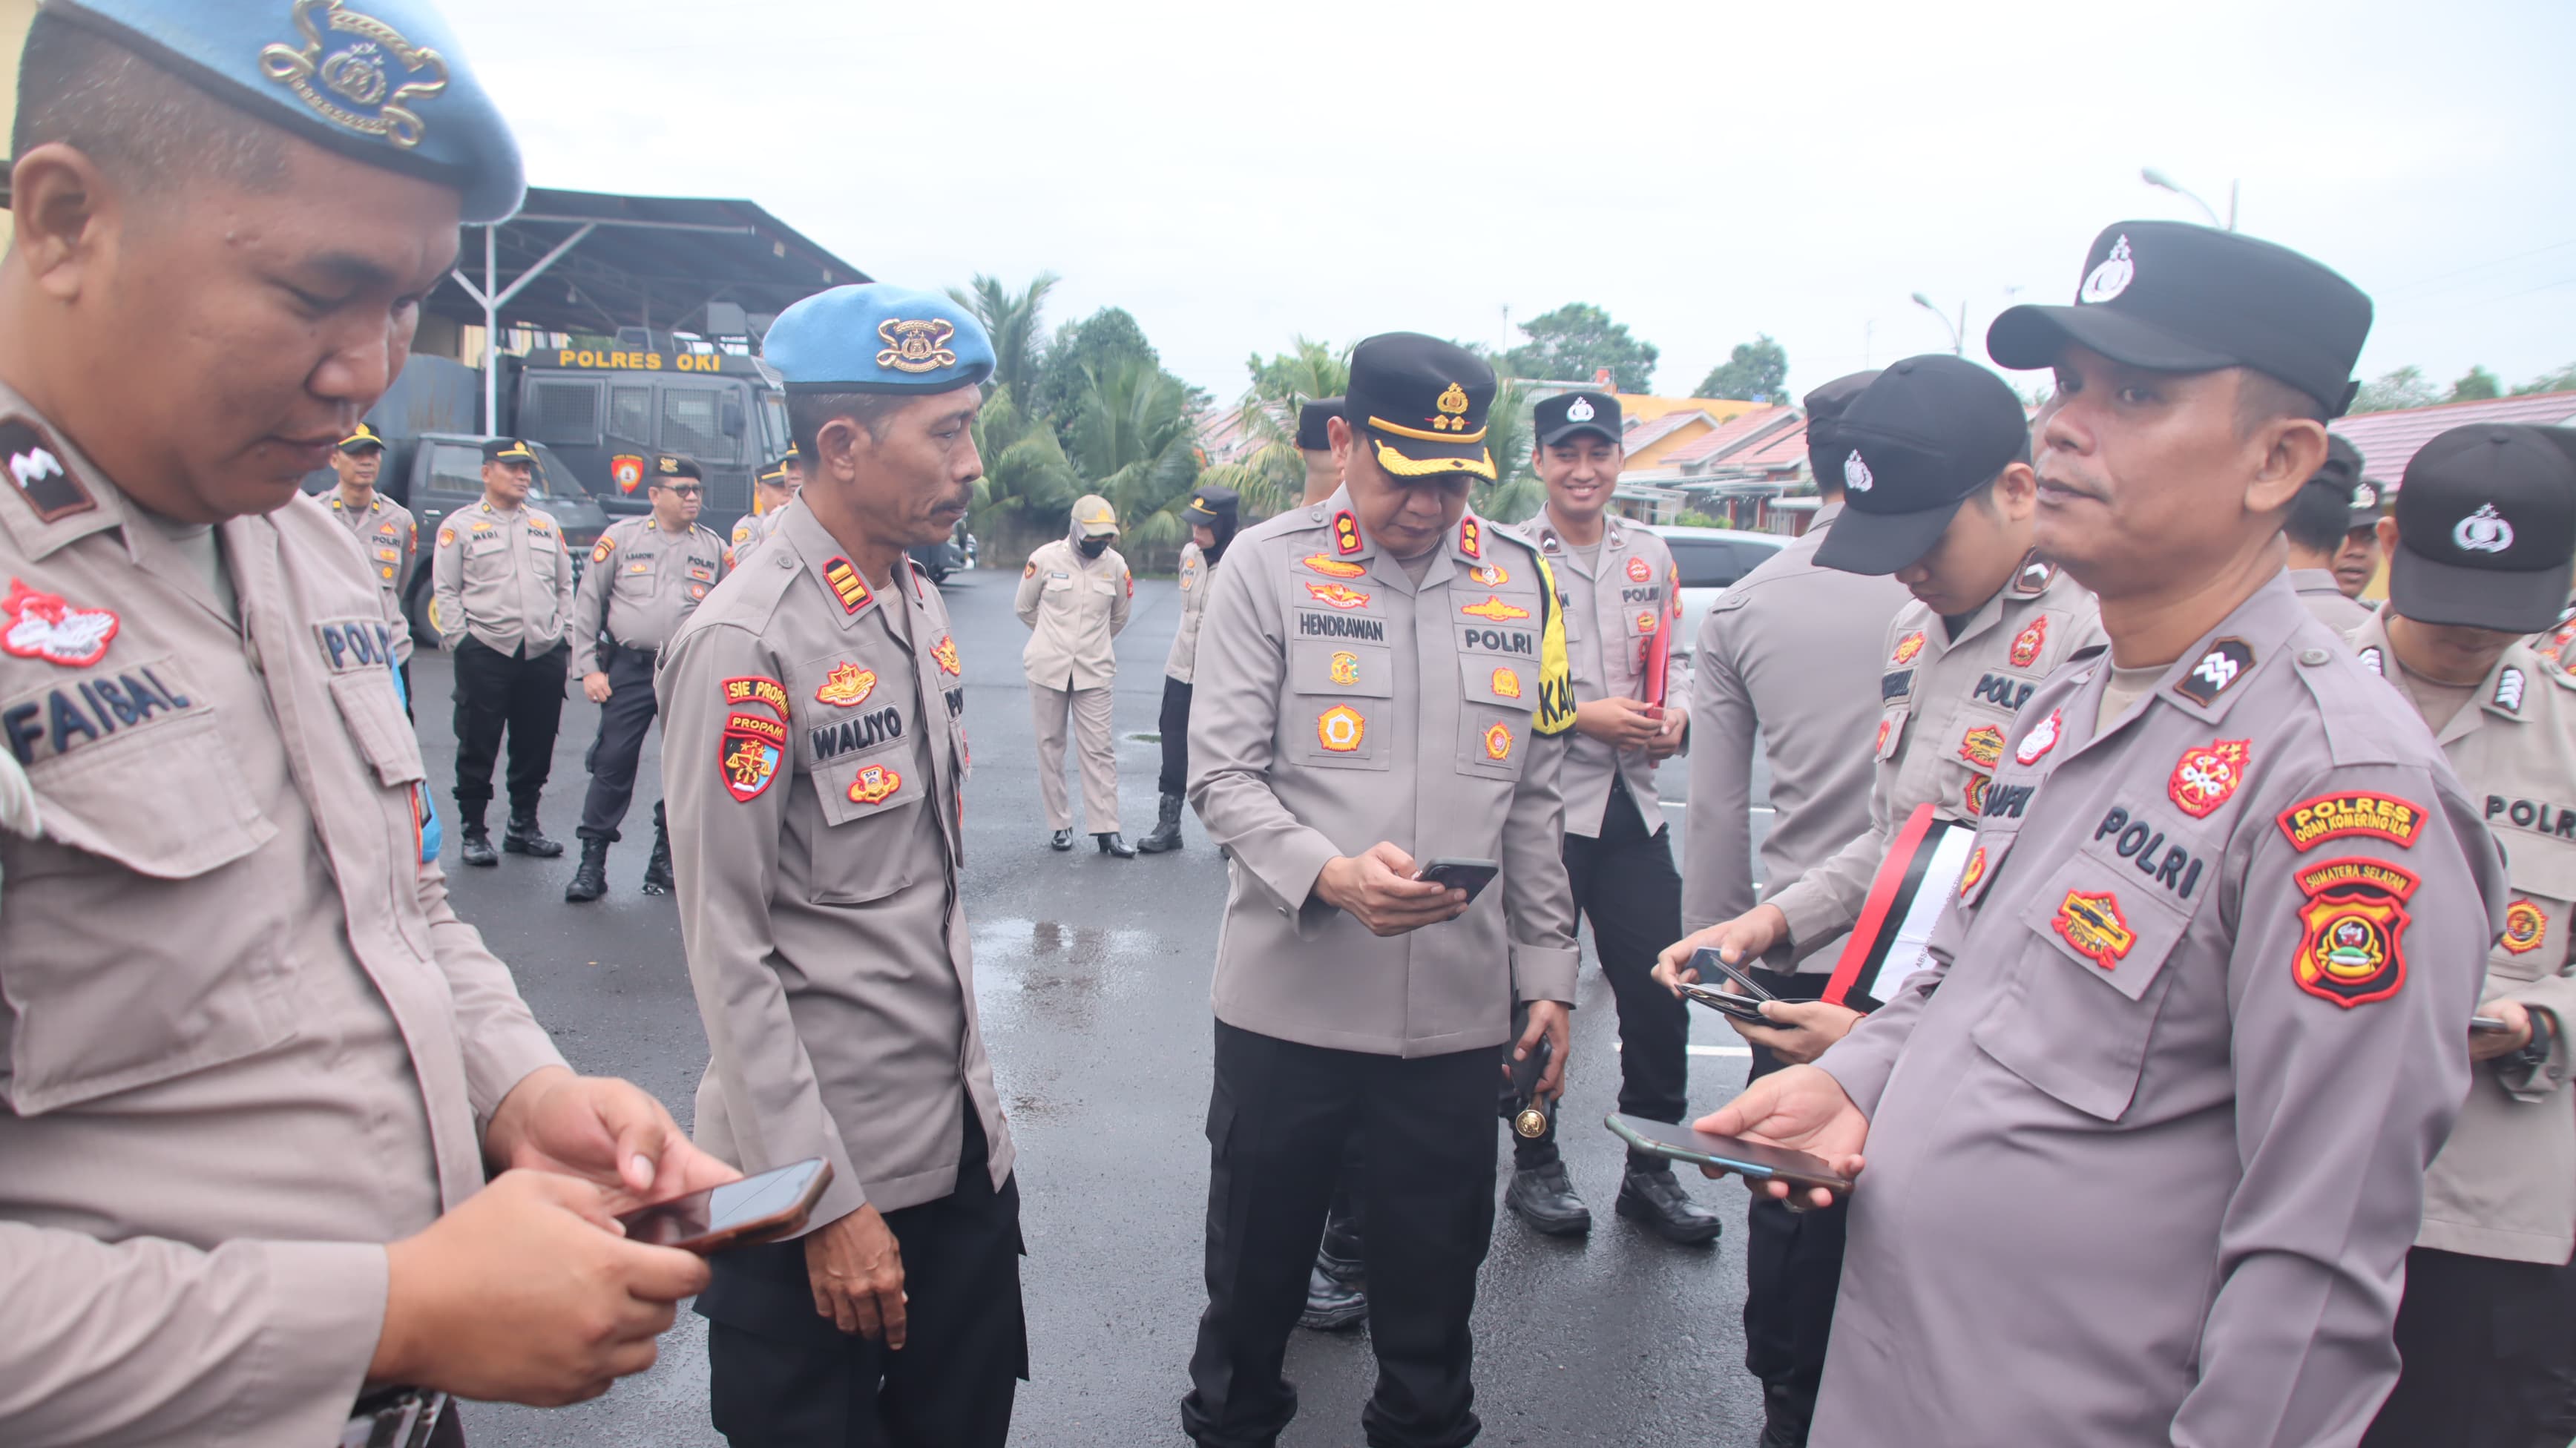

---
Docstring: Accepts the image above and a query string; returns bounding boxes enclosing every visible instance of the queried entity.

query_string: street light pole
[2141,167,2237,231]
[1910,292,1965,357]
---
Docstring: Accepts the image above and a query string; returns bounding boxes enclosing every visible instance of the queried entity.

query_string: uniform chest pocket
[462,533,508,562]
[1042,575,1073,594]
[1876,703,1909,763]
[1286,638,1393,771]
[2491,835,2576,984]
[328,670,427,789]
[1455,652,1537,782]
[1973,840,2198,1122]
[801,748,927,906]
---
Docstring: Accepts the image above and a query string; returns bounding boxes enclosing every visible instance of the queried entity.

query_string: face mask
[1078,536,1110,559]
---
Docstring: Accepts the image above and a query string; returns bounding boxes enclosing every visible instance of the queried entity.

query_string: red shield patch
[2295,889,2409,1009]
[2167,740,2252,819]
[2009,615,2048,668]
[611,454,645,494]
[720,711,786,803]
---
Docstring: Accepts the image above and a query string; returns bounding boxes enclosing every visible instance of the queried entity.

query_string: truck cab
[502,332,789,540]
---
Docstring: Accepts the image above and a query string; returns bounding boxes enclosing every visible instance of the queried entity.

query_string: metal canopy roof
[430,186,869,340]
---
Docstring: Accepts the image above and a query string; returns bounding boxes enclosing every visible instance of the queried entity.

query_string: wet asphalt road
[437,568,1775,1448]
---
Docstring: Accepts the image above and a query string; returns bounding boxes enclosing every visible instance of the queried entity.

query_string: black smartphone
[1415,857,1499,904]
[1605,1113,1856,1195]
[1689,947,1777,1002]
[1678,981,1770,1024]
[615,1157,834,1255]
[2471,1015,2514,1035]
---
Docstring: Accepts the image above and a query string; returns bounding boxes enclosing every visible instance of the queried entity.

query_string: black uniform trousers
[1157,677,1195,797]
[1515,775,1689,1169]
[1738,968,1849,1447]
[2362,1244,2576,1448]
[578,642,660,843]
[699,1106,1027,1448]
[450,635,568,825]
[1185,1021,1498,1448]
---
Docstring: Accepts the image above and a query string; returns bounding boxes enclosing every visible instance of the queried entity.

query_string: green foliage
[967,382,1080,551]
[1065,355,1203,559]
[2448,366,2502,403]
[1476,372,1542,524]
[1223,337,1353,518]
[1034,308,1160,434]
[945,273,1057,407]
[1675,509,1730,528]
[2514,361,2576,396]
[1695,335,1790,402]
[2350,366,2439,415]
[1502,303,1660,392]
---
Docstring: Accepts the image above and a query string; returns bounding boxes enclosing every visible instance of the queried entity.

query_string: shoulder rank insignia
[2175,637,2255,707]
[1458,516,1482,559]
[822,556,873,614]
[1301,553,1367,579]
[2493,666,2526,714]
[2011,559,2057,598]
[1333,510,1364,556]
[2009,615,2048,669]
[0,418,94,524]
[1,578,118,668]
[815,662,877,708]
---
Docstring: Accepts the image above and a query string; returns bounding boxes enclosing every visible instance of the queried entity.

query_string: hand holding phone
[615,1157,833,1254]
[1606,1113,1856,1196]
[1678,981,1770,1024]
[1413,856,1499,905]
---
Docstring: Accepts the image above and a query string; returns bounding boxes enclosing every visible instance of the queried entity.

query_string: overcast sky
[442,0,2576,406]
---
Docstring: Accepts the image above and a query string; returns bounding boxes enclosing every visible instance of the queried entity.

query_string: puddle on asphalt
[973,918,1163,1030]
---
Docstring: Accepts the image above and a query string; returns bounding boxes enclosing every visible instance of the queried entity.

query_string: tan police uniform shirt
[660,504,1005,1230]
[2291,566,2373,636]
[1808,574,2508,1447]
[429,497,574,656]
[326,488,417,664]
[1683,501,1914,959]
[2353,610,2576,1265]
[567,514,731,677]
[729,498,794,573]
[1016,534,1131,691]
[1163,539,1213,683]
[0,387,565,1448]
[1764,561,2104,953]
[1186,493,1582,1054]
[1508,513,1687,838]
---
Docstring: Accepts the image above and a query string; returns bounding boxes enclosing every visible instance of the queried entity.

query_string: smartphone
[1689,947,1778,1002]
[1605,1113,1856,1196]
[615,1157,834,1254]
[1678,981,1771,1025]
[2471,1015,2514,1035]
[1415,856,1499,904]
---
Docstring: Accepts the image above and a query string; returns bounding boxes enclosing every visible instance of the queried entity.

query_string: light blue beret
[42,0,525,223]
[763,283,996,395]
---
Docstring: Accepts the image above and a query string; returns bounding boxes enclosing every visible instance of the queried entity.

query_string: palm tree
[947,273,1058,407]
[967,382,1080,560]
[1068,355,1203,563]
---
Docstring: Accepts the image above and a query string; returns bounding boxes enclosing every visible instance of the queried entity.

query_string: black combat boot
[1135,793,1186,853]
[1505,1155,1593,1237]
[503,810,563,858]
[1614,1159,1725,1245]
[564,837,609,903]
[458,805,497,867]
[1095,832,1135,858]
[1298,1260,1367,1332]
[641,817,674,896]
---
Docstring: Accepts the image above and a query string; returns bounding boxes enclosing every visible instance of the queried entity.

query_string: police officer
[1017,493,1135,855]
[1181,333,1581,1448]
[1298,395,1344,505]
[563,453,730,902]
[1703,223,2508,1445]
[2349,424,2576,1448]
[432,436,574,866]
[732,444,801,570]
[1664,355,2105,1008]
[1139,484,1239,854]
[1499,389,1718,1243]
[0,4,732,1441]
[2285,434,2378,633]
[1680,371,1910,1445]
[326,421,417,676]
[662,283,1019,1448]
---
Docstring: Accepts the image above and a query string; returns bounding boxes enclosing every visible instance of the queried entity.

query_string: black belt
[341,1388,446,1447]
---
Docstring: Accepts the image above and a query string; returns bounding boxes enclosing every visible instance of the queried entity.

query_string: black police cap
[481,438,536,464]
[1185,484,1240,523]
[1814,355,2031,577]
[2389,424,2576,634]
[1803,369,1882,482]
[1345,335,1497,481]
[2304,434,2380,530]
[1988,221,2373,417]
[1296,397,1344,453]
[1534,391,1621,448]
[654,454,704,483]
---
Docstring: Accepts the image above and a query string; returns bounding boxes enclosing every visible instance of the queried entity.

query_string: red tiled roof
[1621,409,1721,453]
[2330,391,2576,484]
[1726,419,1810,471]
[1664,404,1795,466]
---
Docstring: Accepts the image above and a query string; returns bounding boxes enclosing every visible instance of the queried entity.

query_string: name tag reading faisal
[1824,804,1975,1010]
